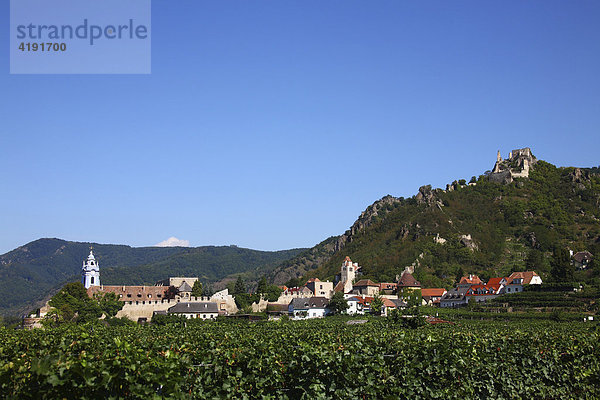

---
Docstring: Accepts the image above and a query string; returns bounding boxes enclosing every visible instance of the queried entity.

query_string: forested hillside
[0,239,305,316]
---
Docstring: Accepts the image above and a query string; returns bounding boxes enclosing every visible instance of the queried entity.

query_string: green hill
[0,239,305,317]
[272,153,600,289]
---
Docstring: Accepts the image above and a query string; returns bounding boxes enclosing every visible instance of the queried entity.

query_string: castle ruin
[489,147,536,184]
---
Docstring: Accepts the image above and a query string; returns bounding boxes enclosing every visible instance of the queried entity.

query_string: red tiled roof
[506,271,539,285]
[354,279,378,287]
[379,283,397,290]
[466,284,501,296]
[486,277,505,286]
[87,285,170,301]
[352,296,374,306]
[306,278,321,283]
[398,271,421,288]
[382,298,397,308]
[421,288,446,297]
[459,275,482,285]
[333,281,345,293]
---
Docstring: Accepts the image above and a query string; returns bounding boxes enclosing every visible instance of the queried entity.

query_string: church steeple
[82,249,100,289]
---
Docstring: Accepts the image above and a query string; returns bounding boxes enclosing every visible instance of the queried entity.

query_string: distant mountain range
[269,149,600,289]
[0,239,305,316]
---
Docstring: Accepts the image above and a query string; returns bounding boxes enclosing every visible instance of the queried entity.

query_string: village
[28,248,592,327]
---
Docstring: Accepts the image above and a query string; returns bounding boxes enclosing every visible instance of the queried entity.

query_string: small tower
[341,256,357,293]
[81,249,100,289]
[496,150,502,163]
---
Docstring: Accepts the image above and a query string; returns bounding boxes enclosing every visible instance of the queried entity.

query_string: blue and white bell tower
[82,249,100,289]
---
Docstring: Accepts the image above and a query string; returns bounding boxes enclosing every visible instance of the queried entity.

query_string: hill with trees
[0,239,305,317]
[271,153,600,290]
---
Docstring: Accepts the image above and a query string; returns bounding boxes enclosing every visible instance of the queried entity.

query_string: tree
[191,280,203,298]
[234,276,246,295]
[256,276,268,295]
[285,277,302,288]
[370,295,384,316]
[47,282,95,324]
[550,246,574,282]
[203,284,215,297]
[94,292,123,318]
[455,266,465,284]
[329,292,348,315]
[46,282,120,324]
[234,293,252,310]
[406,289,422,308]
[264,284,283,302]
[526,248,544,270]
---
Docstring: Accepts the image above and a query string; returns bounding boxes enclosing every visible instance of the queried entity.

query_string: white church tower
[341,256,358,293]
[82,249,100,289]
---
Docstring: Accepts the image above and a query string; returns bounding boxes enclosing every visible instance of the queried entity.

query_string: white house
[288,297,330,319]
[440,287,470,308]
[505,271,542,294]
[167,302,219,319]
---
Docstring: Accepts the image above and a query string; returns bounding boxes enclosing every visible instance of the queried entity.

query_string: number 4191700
[18,42,67,52]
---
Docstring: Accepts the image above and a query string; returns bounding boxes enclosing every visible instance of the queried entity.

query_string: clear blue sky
[1,1,599,254]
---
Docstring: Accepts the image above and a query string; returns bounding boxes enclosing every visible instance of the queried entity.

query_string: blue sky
[1,1,599,254]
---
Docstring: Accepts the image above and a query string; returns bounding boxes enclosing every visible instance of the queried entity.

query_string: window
[127,294,132,298]
[90,277,94,284]
[137,294,142,298]
[148,294,152,298]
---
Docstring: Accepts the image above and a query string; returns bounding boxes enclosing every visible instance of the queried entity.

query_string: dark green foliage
[284,277,303,288]
[551,247,574,282]
[1,320,599,398]
[256,276,268,295]
[405,289,422,308]
[46,282,123,325]
[94,292,122,318]
[150,313,187,326]
[254,276,282,302]
[370,295,383,315]
[263,285,283,302]
[328,292,349,315]
[0,239,305,317]
[191,280,203,298]
[234,276,246,295]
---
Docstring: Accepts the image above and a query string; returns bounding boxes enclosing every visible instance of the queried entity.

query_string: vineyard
[1,318,599,399]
